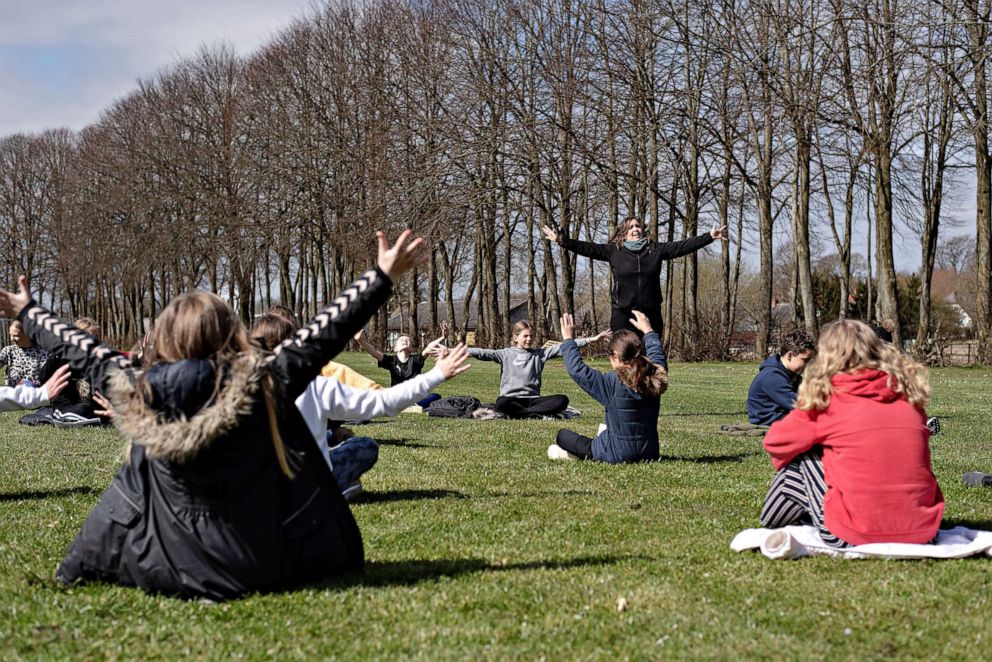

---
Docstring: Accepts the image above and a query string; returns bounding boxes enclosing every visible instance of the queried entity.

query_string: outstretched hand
[434,343,471,380]
[376,230,429,281]
[42,364,71,401]
[629,310,653,334]
[92,391,116,421]
[710,224,728,241]
[590,329,613,343]
[559,313,575,340]
[0,275,33,319]
[541,225,559,243]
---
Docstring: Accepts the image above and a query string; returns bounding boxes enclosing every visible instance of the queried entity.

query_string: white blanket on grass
[731,526,992,560]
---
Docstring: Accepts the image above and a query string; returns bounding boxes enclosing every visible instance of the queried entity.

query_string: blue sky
[0,0,310,135]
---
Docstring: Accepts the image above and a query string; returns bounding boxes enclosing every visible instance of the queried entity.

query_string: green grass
[2,355,991,659]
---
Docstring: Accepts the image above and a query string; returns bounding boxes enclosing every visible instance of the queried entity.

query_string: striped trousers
[760,449,851,548]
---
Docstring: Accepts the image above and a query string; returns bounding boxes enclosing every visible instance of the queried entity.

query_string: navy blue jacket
[746,354,801,425]
[561,332,667,464]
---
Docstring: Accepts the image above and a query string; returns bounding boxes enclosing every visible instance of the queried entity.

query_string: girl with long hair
[542,217,726,335]
[760,319,943,547]
[467,320,610,419]
[0,230,426,600]
[548,311,668,463]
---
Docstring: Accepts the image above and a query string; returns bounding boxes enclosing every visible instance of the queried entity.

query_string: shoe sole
[547,445,579,461]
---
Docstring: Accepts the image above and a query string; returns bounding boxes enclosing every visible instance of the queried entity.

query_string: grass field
[1,354,991,659]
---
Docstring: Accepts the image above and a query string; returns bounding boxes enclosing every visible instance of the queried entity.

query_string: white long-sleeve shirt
[295,367,445,465]
[0,384,49,411]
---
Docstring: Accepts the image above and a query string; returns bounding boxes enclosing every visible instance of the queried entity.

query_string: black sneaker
[962,472,992,488]
[926,416,940,436]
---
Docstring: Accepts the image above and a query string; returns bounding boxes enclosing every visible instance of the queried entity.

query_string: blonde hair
[74,317,101,338]
[147,293,249,365]
[512,320,532,337]
[798,319,930,411]
[141,292,293,477]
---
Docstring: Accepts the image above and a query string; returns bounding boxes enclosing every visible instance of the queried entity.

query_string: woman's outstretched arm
[543,225,611,261]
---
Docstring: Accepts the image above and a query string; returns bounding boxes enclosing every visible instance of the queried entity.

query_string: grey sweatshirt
[467,339,590,398]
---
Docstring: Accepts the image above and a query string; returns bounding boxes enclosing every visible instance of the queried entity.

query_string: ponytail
[609,331,668,397]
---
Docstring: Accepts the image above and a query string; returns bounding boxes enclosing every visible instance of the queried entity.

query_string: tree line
[0,0,990,361]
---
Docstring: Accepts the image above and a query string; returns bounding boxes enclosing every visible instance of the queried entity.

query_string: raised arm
[311,344,470,421]
[655,233,715,260]
[559,236,611,261]
[559,314,610,405]
[466,347,504,362]
[642,332,669,373]
[269,230,427,400]
[353,328,385,362]
[0,277,132,392]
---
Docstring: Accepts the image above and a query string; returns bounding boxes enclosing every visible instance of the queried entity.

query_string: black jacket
[559,233,713,332]
[20,268,391,600]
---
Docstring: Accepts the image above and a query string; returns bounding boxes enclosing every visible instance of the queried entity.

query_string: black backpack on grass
[426,396,481,418]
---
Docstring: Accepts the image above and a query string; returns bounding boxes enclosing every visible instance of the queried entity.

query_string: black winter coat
[19,268,392,600]
[559,233,713,334]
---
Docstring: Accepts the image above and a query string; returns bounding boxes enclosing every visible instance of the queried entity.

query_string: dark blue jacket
[746,354,801,425]
[561,332,667,464]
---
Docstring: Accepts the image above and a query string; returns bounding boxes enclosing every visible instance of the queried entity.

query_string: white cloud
[0,0,312,135]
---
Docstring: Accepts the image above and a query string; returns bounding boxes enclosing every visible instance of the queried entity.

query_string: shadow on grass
[338,554,648,588]
[662,411,747,417]
[353,489,468,504]
[375,438,434,449]
[942,518,992,531]
[478,489,595,499]
[0,485,97,502]
[657,451,761,464]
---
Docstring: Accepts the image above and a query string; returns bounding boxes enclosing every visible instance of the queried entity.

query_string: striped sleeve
[18,302,133,393]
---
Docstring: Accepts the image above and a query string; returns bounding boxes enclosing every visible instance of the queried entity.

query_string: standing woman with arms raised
[542,218,726,335]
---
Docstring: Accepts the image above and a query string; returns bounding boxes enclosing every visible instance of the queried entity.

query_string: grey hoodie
[468,339,590,398]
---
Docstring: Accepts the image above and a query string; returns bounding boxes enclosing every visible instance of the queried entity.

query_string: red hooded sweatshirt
[763,369,944,545]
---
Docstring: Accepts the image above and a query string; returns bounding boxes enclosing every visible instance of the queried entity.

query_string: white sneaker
[52,410,102,428]
[547,444,579,461]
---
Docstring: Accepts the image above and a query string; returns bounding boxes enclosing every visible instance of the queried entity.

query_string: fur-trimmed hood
[106,350,267,463]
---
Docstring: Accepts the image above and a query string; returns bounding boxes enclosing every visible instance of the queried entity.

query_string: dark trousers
[493,395,568,419]
[760,449,850,548]
[555,429,593,460]
[610,307,664,337]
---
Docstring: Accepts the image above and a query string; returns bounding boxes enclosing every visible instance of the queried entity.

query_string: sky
[0,0,311,135]
[0,0,977,273]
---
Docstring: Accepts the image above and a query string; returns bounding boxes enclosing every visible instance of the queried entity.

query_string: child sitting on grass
[251,313,470,500]
[0,363,69,410]
[0,230,426,600]
[760,319,943,547]
[0,320,50,386]
[745,329,816,426]
[548,311,668,462]
[467,320,611,419]
[353,322,448,407]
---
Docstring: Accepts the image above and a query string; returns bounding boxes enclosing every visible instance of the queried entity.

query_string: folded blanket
[731,525,992,560]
